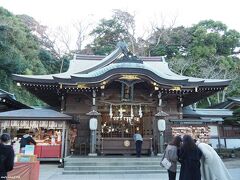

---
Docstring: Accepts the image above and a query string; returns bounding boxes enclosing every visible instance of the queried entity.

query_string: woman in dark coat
[178,135,202,180]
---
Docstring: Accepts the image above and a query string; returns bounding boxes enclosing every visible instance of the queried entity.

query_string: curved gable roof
[12,45,231,87]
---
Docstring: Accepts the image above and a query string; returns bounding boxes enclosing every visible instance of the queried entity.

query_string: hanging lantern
[109,104,113,118]
[139,105,143,118]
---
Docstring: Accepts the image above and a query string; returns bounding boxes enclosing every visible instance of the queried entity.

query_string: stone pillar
[155,92,169,155]
[89,117,97,156]
[87,90,101,156]
[156,118,167,155]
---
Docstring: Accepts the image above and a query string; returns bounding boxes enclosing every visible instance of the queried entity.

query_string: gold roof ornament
[77,83,88,89]
[170,86,181,91]
[119,75,140,80]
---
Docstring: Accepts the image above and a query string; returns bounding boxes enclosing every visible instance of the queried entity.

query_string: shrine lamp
[158,119,166,132]
[89,118,98,130]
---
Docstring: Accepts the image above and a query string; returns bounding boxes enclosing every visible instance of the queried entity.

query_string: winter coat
[164,144,178,172]
[19,134,36,148]
[197,143,232,180]
[178,146,202,180]
[0,143,15,179]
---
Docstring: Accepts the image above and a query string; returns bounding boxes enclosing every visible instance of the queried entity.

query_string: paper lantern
[158,119,166,131]
[89,118,98,130]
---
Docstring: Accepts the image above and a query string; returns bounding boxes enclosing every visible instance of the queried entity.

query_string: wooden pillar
[61,121,66,159]
[60,95,65,112]
[64,123,69,157]
[179,95,183,119]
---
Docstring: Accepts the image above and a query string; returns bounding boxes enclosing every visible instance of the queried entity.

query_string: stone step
[62,169,169,175]
[63,156,167,175]
[65,157,162,161]
[65,161,161,166]
[64,165,163,171]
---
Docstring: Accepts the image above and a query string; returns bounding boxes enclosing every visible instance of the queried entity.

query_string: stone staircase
[63,156,168,175]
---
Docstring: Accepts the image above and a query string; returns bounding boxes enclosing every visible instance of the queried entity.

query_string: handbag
[160,148,172,170]
[161,157,172,169]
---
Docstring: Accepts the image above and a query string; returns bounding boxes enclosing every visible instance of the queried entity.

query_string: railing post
[150,138,154,156]
[101,138,104,155]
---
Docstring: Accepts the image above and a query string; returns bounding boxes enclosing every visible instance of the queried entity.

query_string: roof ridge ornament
[116,41,143,63]
[117,41,129,56]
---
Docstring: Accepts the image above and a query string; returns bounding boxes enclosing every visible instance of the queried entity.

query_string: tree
[73,16,94,52]
[89,18,127,55]
[0,7,48,105]
[88,10,136,55]
[224,107,240,125]
[18,14,62,59]
[112,9,136,53]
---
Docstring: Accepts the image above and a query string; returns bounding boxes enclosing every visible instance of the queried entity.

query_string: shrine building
[12,43,231,156]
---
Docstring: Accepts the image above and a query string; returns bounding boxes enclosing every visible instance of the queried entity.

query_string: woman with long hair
[163,136,182,180]
[178,135,202,180]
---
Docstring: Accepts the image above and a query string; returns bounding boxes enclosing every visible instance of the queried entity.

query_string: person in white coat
[196,141,232,180]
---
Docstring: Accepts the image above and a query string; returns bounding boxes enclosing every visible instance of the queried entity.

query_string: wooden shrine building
[13,43,231,156]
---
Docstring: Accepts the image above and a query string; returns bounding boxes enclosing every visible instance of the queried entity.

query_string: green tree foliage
[39,49,61,74]
[0,7,69,106]
[224,107,240,125]
[163,20,240,106]
[89,18,128,55]
[147,26,191,58]
[188,21,240,103]
[189,20,240,58]
[88,10,136,55]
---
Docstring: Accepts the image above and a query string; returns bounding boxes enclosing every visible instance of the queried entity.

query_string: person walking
[196,141,232,180]
[163,136,182,180]
[0,133,15,180]
[178,135,202,180]
[133,130,143,157]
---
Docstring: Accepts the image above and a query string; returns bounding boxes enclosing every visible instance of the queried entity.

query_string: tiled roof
[0,109,72,120]
[183,106,233,117]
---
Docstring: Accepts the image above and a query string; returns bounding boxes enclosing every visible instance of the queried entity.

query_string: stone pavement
[40,158,240,180]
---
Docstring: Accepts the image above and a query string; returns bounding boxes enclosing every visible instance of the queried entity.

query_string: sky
[1,0,240,49]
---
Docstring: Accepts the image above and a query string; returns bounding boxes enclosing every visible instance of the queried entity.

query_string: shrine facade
[13,43,231,156]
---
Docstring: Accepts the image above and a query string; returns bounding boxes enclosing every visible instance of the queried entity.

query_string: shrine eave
[13,68,231,88]
[0,109,72,121]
